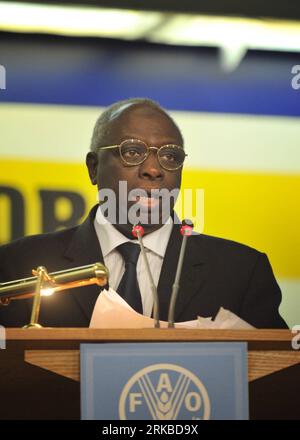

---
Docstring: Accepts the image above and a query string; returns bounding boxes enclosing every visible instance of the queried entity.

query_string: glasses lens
[120,140,148,165]
[158,145,186,170]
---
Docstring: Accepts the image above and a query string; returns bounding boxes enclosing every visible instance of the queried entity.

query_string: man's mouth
[135,195,160,208]
[131,187,160,207]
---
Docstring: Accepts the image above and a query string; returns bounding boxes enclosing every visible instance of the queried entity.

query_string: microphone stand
[168,220,193,328]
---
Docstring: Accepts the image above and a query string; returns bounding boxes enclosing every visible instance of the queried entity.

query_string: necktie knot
[117,242,140,265]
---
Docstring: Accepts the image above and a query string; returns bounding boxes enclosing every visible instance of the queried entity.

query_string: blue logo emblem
[119,363,210,420]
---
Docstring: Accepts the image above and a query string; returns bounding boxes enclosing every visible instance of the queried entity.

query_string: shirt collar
[94,205,173,258]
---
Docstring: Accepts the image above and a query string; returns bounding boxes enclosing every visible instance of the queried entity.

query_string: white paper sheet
[89,288,255,329]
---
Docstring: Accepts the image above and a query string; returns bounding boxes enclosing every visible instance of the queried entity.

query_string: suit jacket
[0,205,287,328]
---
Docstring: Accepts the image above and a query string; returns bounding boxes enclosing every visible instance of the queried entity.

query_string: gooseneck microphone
[168,219,194,328]
[132,225,160,328]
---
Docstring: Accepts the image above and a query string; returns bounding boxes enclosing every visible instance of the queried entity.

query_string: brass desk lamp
[0,263,109,328]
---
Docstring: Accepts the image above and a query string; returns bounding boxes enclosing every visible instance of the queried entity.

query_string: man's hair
[90,97,184,151]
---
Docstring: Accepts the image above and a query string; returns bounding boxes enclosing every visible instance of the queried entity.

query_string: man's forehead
[109,102,136,122]
[103,102,183,145]
[111,104,174,129]
[108,102,165,123]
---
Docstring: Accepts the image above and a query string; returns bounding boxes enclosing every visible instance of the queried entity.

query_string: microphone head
[132,224,145,238]
[180,219,194,236]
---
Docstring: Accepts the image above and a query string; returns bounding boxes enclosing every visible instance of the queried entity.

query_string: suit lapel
[157,225,207,322]
[63,205,107,323]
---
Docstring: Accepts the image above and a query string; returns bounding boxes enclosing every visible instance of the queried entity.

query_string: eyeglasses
[95,139,187,171]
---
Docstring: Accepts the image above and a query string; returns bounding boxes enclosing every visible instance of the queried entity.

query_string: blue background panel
[0,33,299,116]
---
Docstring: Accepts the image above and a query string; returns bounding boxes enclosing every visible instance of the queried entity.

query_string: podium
[1,328,299,420]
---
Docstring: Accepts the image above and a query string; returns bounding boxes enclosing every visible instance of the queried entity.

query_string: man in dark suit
[0,98,287,328]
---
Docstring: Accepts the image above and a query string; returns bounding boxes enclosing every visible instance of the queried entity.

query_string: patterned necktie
[117,242,143,314]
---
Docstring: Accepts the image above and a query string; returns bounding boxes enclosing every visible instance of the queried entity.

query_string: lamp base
[23,323,43,329]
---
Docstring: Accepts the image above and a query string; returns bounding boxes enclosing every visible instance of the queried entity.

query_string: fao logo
[119,363,210,420]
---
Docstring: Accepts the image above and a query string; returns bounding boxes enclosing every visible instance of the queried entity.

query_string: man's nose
[139,149,164,180]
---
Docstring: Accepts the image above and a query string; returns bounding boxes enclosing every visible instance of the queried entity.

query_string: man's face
[86,105,183,236]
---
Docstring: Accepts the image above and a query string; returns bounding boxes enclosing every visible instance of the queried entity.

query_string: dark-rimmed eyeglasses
[95,139,187,171]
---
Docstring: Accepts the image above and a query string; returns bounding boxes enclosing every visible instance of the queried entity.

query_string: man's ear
[86,152,98,185]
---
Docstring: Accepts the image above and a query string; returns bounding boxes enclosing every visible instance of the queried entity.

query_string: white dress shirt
[93,206,173,316]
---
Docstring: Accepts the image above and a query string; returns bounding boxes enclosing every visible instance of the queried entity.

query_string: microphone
[168,219,194,328]
[132,224,160,328]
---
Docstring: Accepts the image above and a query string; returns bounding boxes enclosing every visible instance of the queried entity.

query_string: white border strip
[0,103,300,173]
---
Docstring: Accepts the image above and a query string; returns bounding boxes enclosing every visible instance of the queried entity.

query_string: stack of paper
[89,288,255,329]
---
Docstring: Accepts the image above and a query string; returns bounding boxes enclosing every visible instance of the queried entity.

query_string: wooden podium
[1,328,299,420]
